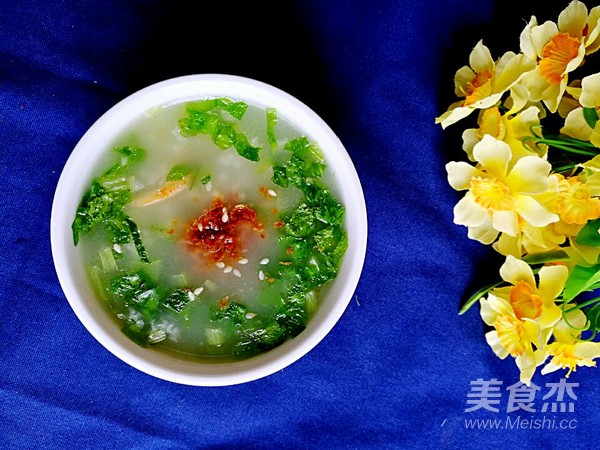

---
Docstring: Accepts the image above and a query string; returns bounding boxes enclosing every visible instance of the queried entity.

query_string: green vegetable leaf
[179,100,260,161]
[166,165,193,182]
[284,204,316,237]
[186,98,248,120]
[575,218,600,247]
[211,301,248,325]
[163,288,192,313]
[267,108,278,150]
[125,218,150,263]
[233,132,260,161]
[114,145,146,162]
[201,174,212,185]
[563,264,600,301]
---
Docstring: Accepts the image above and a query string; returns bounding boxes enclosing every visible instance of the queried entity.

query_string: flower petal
[537,265,569,301]
[585,6,600,53]
[492,210,519,236]
[514,195,559,227]
[469,40,494,73]
[472,135,511,177]
[500,255,536,287]
[493,53,536,94]
[520,16,539,60]
[461,128,479,161]
[574,342,600,359]
[454,66,477,97]
[446,161,480,190]
[531,21,559,57]
[558,0,588,38]
[506,156,552,193]
[516,348,538,386]
[493,232,522,257]
[436,104,475,129]
[454,193,488,227]
[580,72,600,107]
[485,331,510,359]
[467,217,499,244]
[561,107,593,141]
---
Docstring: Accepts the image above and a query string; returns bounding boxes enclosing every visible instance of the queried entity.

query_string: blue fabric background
[1,0,597,448]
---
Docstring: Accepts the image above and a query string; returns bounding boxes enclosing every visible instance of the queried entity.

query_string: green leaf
[575,218,600,247]
[267,108,278,150]
[125,218,150,263]
[211,301,248,325]
[114,146,146,162]
[272,164,289,187]
[166,165,193,182]
[233,132,260,161]
[583,107,599,130]
[212,123,237,149]
[563,264,600,302]
[284,204,316,237]
[163,288,192,313]
[186,98,248,119]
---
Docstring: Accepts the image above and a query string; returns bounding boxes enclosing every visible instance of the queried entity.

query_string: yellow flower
[436,41,535,128]
[553,174,600,225]
[493,221,566,258]
[446,135,558,245]
[519,1,600,112]
[562,72,600,146]
[480,256,568,384]
[540,308,600,377]
[461,106,545,162]
[480,293,539,385]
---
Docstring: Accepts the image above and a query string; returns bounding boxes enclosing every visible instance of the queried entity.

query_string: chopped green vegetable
[166,165,193,182]
[201,174,212,185]
[72,147,150,264]
[178,99,260,162]
[211,301,248,325]
[164,288,192,313]
[267,108,278,150]
[284,204,317,237]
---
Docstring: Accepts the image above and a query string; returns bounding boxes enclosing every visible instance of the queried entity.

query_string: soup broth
[73,98,347,360]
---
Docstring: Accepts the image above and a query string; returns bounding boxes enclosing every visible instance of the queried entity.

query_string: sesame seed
[197,223,203,231]
[233,269,242,277]
[222,207,227,213]
[216,262,225,269]
[238,258,248,265]
[267,189,277,197]
[193,287,204,296]
[224,266,233,274]
[205,181,213,192]
[187,291,196,301]
[222,213,229,223]
[258,270,265,281]
[260,258,269,265]
[113,243,122,253]
[245,313,256,319]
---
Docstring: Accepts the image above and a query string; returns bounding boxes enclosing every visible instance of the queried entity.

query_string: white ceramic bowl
[51,74,368,386]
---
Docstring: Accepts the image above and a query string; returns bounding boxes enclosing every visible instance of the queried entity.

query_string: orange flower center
[494,315,527,356]
[477,107,506,140]
[556,176,600,225]
[470,177,514,210]
[509,281,543,320]
[539,33,581,85]
[464,69,494,106]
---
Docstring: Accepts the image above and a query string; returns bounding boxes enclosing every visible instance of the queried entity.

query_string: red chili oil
[185,198,263,263]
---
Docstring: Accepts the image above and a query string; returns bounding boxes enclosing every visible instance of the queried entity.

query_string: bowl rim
[50,74,368,386]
